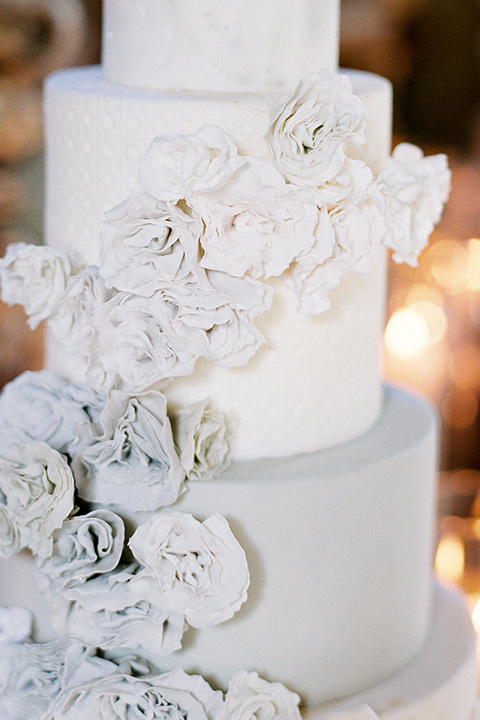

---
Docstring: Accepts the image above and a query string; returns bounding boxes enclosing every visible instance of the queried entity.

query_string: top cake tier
[102,0,340,93]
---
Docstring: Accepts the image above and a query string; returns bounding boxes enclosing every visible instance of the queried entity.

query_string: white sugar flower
[265,70,367,187]
[87,291,197,393]
[0,505,21,557]
[129,512,250,628]
[139,124,245,201]
[0,442,75,558]
[0,639,70,720]
[44,665,224,720]
[0,243,84,328]
[172,400,230,481]
[200,156,317,280]
[218,671,302,720]
[290,192,385,315]
[378,143,450,265]
[88,274,271,392]
[48,266,112,356]
[73,390,185,511]
[0,370,105,457]
[37,509,125,592]
[52,564,185,655]
[100,192,206,296]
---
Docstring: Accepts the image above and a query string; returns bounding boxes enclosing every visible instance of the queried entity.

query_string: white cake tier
[310,584,478,720]
[44,68,392,460]
[102,0,340,93]
[0,387,437,705]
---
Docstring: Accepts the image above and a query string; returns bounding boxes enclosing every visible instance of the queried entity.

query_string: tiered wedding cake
[0,1,477,718]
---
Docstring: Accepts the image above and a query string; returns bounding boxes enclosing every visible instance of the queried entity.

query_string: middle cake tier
[44,67,392,460]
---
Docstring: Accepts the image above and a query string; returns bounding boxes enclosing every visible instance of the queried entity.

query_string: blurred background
[1,0,480,609]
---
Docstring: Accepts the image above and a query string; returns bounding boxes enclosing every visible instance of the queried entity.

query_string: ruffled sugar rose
[73,390,185,512]
[265,69,367,187]
[378,143,451,265]
[48,266,112,356]
[52,564,185,655]
[87,291,197,393]
[290,189,385,315]
[88,275,271,393]
[218,671,302,720]
[172,400,230,481]
[0,442,75,558]
[37,509,125,592]
[0,639,70,720]
[0,243,83,328]
[199,156,317,280]
[0,504,21,557]
[100,192,206,297]
[129,512,250,628]
[138,123,245,201]
[0,370,105,457]
[44,665,224,720]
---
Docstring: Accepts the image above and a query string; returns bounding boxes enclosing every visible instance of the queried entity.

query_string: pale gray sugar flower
[52,564,186,655]
[0,242,84,328]
[377,143,451,266]
[217,671,302,720]
[199,156,317,281]
[265,69,367,188]
[171,400,230,481]
[138,123,245,201]
[0,638,70,720]
[0,504,21,557]
[48,265,112,356]
[100,192,207,296]
[72,390,185,512]
[0,442,75,559]
[0,369,105,457]
[44,665,224,720]
[36,509,125,593]
[129,512,250,629]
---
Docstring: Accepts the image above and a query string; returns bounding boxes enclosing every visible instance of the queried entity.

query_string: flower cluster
[0,640,309,720]
[0,369,239,654]
[0,70,450,391]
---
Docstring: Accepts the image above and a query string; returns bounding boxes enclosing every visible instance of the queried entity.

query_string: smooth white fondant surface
[153,387,437,704]
[0,387,436,704]
[102,0,339,93]
[43,69,392,460]
[309,584,478,720]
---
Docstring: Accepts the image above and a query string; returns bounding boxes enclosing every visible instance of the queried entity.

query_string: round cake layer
[0,387,437,705]
[43,68,392,460]
[309,584,478,720]
[102,0,340,93]
[44,68,392,264]
[153,387,437,703]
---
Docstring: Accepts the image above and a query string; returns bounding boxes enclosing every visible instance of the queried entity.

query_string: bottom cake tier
[310,583,478,720]
[0,386,438,707]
